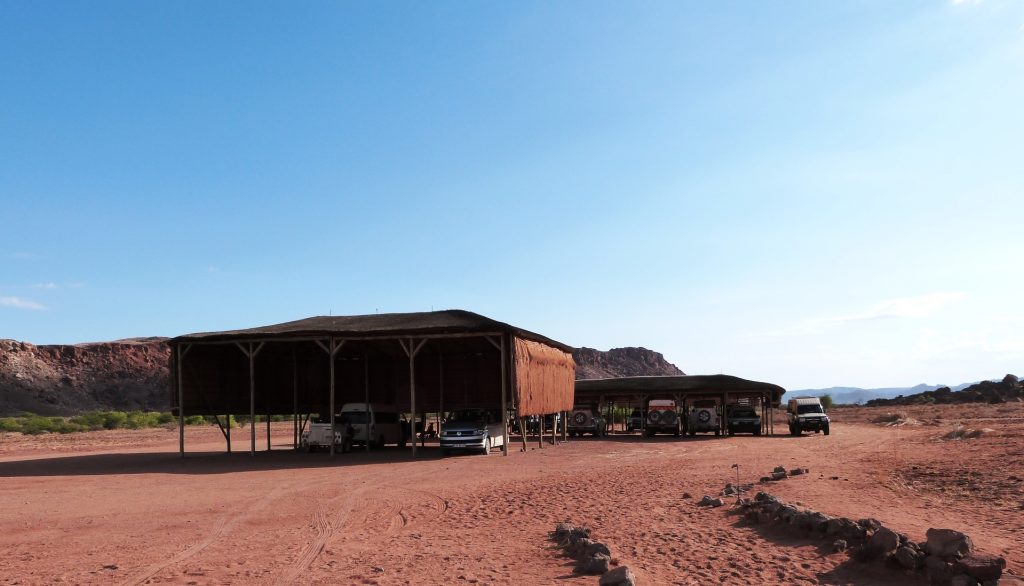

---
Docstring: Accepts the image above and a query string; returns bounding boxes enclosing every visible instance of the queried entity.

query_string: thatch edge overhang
[575,374,786,405]
[167,309,574,353]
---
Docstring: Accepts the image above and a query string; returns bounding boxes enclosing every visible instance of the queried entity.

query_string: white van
[338,403,408,448]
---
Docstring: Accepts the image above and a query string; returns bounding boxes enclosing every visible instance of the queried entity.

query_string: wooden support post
[315,339,344,456]
[249,343,256,456]
[500,335,508,456]
[364,355,370,453]
[226,414,231,453]
[538,415,544,449]
[519,416,528,452]
[401,338,428,458]
[292,348,298,450]
[329,339,335,456]
[176,344,186,458]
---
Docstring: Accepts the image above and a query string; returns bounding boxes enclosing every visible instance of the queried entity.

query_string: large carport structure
[170,310,575,457]
[574,375,786,435]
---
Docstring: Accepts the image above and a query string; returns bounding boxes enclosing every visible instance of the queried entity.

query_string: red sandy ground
[0,402,1021,585]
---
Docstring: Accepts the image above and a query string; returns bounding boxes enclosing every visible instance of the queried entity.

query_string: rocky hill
[573,347,684,380]
[1,339,683,416]
[864,374,1022,407]
[0,338,171,416]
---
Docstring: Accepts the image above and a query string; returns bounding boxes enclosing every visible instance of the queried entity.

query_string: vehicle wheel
[792,425,801,436]
[375,435,384,449]
[399,437,407,449]
[688,430,695,436]
[824,424,830,436]
[714,429,721,437]
[754,429,762,437]
[481,437,491,455]
[306,444,316,453]
[728,429,735,436]
[441,448,449,457]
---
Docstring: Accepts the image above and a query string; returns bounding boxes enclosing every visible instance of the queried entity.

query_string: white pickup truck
[300,415,353,453]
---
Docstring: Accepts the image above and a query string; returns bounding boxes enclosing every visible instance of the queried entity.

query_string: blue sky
[2,1,1022,389]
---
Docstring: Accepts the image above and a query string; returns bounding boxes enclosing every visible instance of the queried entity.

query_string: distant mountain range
[788,382,989,405]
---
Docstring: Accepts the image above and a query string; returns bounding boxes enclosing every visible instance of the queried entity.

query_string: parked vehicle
[338,403,407,448]
[787,397,830,436]
[567,404,607,437]
[626,409,644,433]
[524,413,561,434]
[726,404,762,436]
[687,399,721,436]
[299,414,353,453]
[441,408,506,455]
[645,399,681,436]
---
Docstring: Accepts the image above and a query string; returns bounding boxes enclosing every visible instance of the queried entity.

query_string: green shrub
[820,394,834,410]
[184,415,206,425]
[0,418,22,433]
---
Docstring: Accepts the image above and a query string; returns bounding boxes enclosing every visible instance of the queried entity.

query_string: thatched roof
[170,309,574,352]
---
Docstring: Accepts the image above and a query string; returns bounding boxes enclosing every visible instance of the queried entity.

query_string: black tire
[399,437,407,449]
[688,430,695,436]
[480,437,491,455]
[645,429,655,438]
[824,424,830,436]
[792,424,801,436]
[306,444,316,453]
[714,429,721,437]
[441,448,449,457]
[755,429,762,437]
[728,429,735,436]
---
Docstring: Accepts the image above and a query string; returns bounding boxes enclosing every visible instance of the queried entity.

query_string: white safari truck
[787,396,830,436]
[300,415,353,453]
[645,399,682,436]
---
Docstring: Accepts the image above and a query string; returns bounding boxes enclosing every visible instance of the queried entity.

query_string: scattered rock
[896,546,925,570]
[868,527,900,558]
[698,496,724,507]
[927,529,974,559]
[773,465,786,474]
[832,539,848,553]
[954,553,1005,581]
[599,566,636,586]
[578,554,610,575]
[681,492,693,499]
[770,471,787,481]
[925,555,955,586]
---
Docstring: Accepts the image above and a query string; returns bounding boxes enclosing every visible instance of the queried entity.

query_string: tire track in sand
[274,486,449,584]
[119,484,290,586]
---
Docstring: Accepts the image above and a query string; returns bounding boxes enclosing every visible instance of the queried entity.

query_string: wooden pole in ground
[519,417,528,452]
[177,344,185,458]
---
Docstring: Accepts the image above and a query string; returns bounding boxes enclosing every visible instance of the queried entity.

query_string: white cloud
[824,292,966,323]
[0,296,46,310]
[32,282,58,290]
[743,292,966,341]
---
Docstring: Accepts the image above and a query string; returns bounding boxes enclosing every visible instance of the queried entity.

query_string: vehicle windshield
[339,412,368,424]
[797,405,824,414]
[731,409,757,417]
[447,409,487,424]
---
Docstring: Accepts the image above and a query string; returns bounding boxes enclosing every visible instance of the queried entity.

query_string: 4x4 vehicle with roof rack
[567,404,607,437]
[687,399,721,436]
[645,399,681,436]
